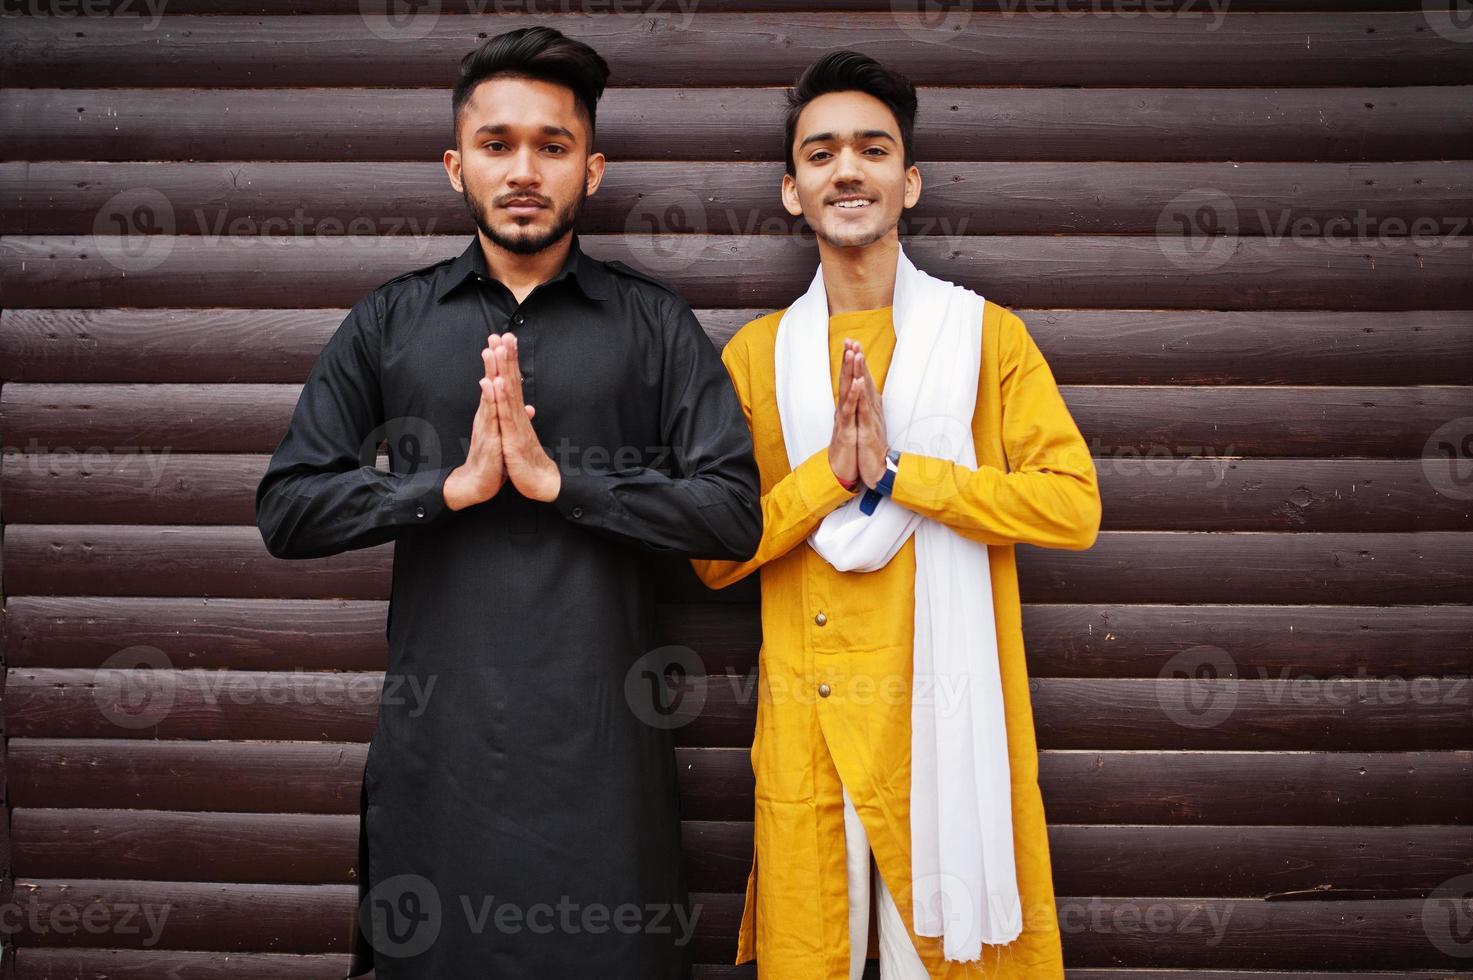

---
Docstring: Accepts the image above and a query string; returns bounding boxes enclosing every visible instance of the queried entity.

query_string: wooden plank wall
[2,1,1471,977]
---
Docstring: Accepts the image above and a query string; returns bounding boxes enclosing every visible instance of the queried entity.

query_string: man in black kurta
[254,29,761,978]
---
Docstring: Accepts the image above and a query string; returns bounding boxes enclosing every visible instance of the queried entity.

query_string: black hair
[453,26,611,148]
[783,50,918,176]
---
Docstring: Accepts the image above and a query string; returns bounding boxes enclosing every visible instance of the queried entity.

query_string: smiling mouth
[829,198,874,211]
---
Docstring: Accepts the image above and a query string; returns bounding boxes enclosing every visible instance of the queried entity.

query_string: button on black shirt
[254,233,762,978]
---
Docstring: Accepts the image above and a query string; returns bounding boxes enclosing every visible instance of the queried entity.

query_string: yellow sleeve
[889,308,1102,551]
[689,331,860,590]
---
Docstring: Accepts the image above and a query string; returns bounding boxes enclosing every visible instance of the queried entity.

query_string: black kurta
[254,234,762,978]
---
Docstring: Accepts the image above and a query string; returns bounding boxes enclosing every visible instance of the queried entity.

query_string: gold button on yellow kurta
[691,299,1101,979]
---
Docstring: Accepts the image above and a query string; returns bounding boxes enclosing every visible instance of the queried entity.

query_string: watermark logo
[93,188,176,273]
[360,0,442,41]
[890,0,973,41]
[1091,439,1236,490]
[358,880,702,950]
[93,645,175,730]
[1156,188,1238,272]
[0,0,168,29]
[623,187,709,274]
[93,191,440,274]
[1424,0,1473,43]
[361,873,443,958]
[359,416,444,476]
[0,892,172,945]
[1158,189,1470,271]
[476,0,701,24]
[1424,872,1473,957]
[1059,898,1234,945]
[1,440,174,486]
[1423,417,1473,502]
[624,644,707,729]
[912,871,978,948]
[992,0,1230,30]
[1156,644,1239,730]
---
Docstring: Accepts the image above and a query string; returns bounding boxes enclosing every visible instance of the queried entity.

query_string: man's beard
[464,176,585,256]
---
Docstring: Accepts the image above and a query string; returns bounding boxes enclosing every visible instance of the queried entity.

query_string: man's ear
[443,147,463,194]
[781,172,804,218]
[584,151,606,197]
[903,164,922,209]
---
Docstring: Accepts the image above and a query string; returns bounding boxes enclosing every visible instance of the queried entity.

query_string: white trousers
[843,785,931,980]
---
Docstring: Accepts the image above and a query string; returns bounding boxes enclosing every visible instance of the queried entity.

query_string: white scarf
[773,245,1023,961]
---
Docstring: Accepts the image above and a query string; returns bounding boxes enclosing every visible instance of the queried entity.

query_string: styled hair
[783,50,918,176]
[453,26,611,147]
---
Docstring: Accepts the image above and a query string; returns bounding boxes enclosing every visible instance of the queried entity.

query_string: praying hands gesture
[443,332,562,510]
[828,339,891,491]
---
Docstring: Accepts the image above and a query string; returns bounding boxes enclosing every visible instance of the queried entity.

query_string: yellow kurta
[690,299,1101,979]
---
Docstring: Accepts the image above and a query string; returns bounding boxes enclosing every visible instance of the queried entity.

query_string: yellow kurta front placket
[691,299,1101,980]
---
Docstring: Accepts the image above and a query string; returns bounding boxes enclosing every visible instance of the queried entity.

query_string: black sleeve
[254,292,458,560]
[549,299,763,561]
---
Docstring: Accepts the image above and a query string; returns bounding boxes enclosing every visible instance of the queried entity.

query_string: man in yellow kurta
[690,52,1101,979]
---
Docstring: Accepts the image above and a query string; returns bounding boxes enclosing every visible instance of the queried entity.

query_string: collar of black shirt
[433,232,611,304]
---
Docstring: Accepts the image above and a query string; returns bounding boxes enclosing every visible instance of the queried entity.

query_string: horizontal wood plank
[5,454,1468,531]
[9,668,1469,750]
[4,526,1468,604]
[10,949,1473,979]
[9,739,1470,824]
[6,597,1471,678]
[2,306,1470,386]
[10,810,1470,898]
[13,949,354,980]
[4,383,1464,456]
[6,88,1468,162]
[0,527,1467,604]
[6,13,1470,88]
[4,879,1466,967]
[8,161,1472,240]
[5,234,1469,310]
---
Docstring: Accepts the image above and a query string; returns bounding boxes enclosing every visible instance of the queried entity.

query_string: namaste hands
[443,332,563,510]
[828,339,891,491]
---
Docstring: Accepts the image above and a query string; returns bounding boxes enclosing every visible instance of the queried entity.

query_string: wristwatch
[859,449,901,516]
[878,448,901,495]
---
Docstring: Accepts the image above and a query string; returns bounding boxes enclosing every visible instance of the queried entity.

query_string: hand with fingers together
[442,331,552,511]
[489,332,563,503]
[828,338,864,491]
[851,344,890,489]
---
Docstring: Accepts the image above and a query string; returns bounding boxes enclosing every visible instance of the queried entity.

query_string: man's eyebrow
[797,128,897,150]
[473,123,578,140]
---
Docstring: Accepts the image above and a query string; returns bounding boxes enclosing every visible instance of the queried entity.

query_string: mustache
[493,193,554,207]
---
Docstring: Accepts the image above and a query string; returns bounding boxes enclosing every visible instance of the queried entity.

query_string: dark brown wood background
[1,1,1471,977]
